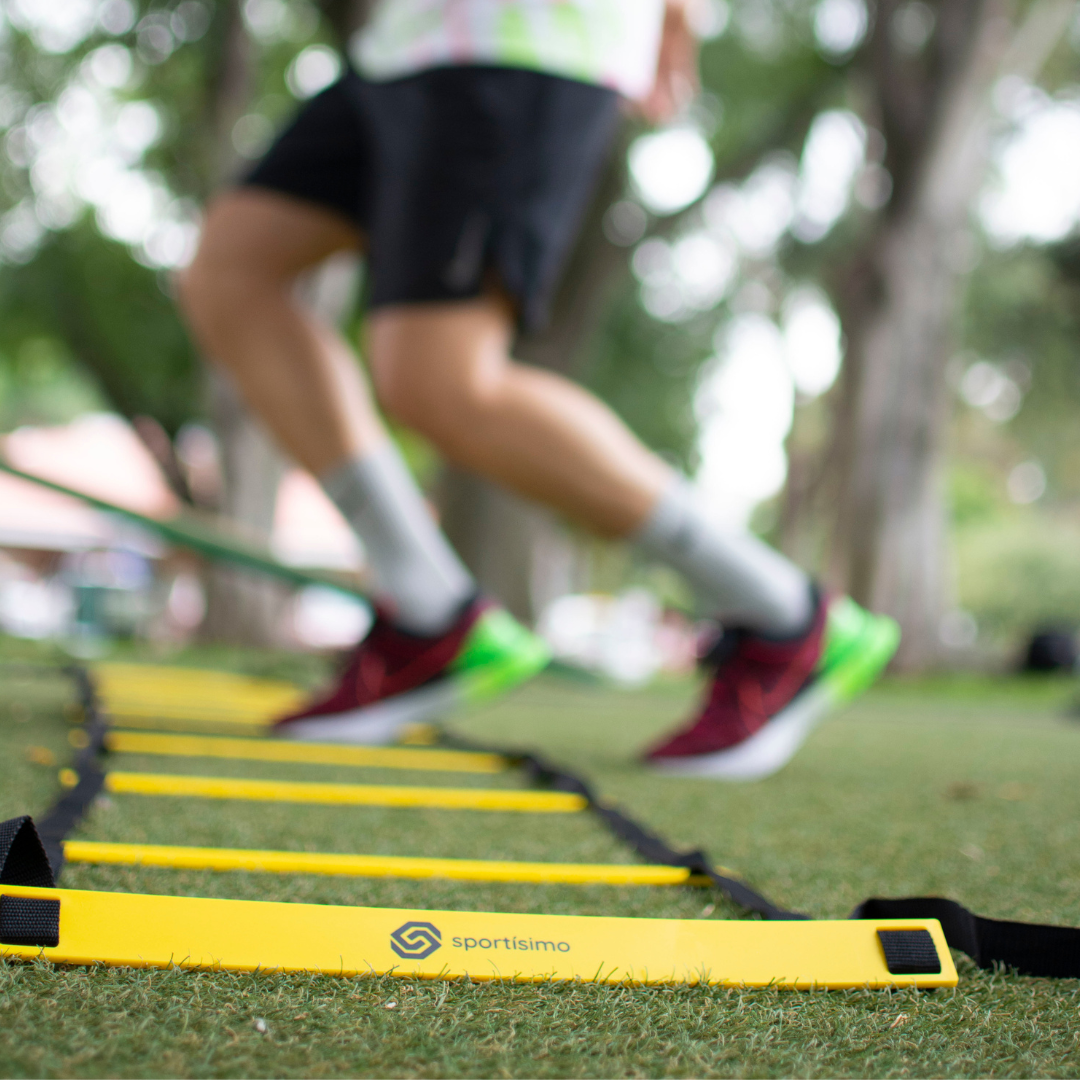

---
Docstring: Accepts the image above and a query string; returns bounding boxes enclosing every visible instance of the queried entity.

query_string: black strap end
[0,816,56,888]
[0,894,60,948]
[878,928,942,975]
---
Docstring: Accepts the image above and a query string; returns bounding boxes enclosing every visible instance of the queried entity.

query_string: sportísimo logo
[390,921,442,960]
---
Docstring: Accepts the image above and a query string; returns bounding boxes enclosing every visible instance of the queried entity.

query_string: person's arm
[636,0,701,125]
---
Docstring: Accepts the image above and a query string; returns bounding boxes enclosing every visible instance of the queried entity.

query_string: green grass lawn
[3,637,1080,1078]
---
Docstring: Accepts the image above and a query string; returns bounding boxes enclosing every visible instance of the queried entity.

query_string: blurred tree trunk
[438,130,633,623]
[784,0,1069,669]
[196,0,285,644]
[201,374,293,644]
[199,0,253,194]
[199,2,370,645]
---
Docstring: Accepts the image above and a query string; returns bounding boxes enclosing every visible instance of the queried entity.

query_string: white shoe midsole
[277,681,462,745]
[650,681,835,781]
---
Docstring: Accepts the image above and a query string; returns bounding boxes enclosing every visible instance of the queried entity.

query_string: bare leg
[178,189,477,632]
[368,294,812,631]
[178,188,386,476]
[182,199,667,538]
[368,296,672,538]
[181,207,808,633]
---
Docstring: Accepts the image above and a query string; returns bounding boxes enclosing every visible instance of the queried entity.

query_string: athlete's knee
[369,359,419,428]
[178,236,286,352]
[373,350,499,455]
[369,303,512,450]
[372,358,464,437]
[179,193,318,343]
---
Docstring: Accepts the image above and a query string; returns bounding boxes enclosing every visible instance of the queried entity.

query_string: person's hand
[636,0,700,125]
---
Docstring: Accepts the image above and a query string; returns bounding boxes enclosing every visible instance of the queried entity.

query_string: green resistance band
[0,458,366,600]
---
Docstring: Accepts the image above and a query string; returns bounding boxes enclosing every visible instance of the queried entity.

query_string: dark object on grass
[1022,628,1077,673]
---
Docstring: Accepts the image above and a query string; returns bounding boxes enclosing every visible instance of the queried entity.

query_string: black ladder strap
[513,749,806,921]
[0,816,55,888]
[853,897,1080,979]
[33,667,109,877]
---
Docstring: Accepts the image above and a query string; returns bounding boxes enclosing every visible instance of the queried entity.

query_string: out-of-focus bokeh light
[97,0,138,37]
[980,79,1080,246]
[690,291,844,525]
[793,110,866,241]
[960,360,1024,423]
[7,0,99,55]
[890,1,936,54]
[243,0,314,44]
[707,161,797,257]
[171,2,211,42]
[244,0,292,42]
[782,288,843,397]
[287,44,342,99]
[687,0,731,40]
[629,127,715,216]
[603,199,648,247]
[694,315,797,526]
[1007,461,1047,505]
[232,113,275,159]
[85,43,133,88]
[0,13,205,270]
[813,0,869,58]
[631,231,737,322]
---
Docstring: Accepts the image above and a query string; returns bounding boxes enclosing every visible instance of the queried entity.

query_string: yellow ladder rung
[63,841,690,886]
[98,714,272,733]
[103,771,585,812]
[103,703,285,722]
[93,662,299,695]
[93,663,306,723]
[104,731,507,773]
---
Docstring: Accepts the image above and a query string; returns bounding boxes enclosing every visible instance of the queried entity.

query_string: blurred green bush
[956,516,1080,651]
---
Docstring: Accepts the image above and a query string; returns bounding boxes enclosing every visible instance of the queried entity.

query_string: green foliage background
[2,0,1080,650]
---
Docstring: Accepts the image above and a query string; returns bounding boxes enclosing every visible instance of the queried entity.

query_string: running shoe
[645,593,899,780]
[274,598,550,743]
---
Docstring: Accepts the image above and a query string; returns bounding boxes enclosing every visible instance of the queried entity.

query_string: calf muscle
[368,299,670,538]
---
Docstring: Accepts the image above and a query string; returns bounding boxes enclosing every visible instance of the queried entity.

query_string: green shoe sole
[451,607,552,705]
[817,595,900,703]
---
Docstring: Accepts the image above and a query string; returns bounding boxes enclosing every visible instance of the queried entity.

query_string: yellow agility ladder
[17,665,1080,984]
[1,808,957,990]
[0,879,956,989]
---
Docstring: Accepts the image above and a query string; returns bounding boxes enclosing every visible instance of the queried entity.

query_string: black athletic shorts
[244,66,621,330]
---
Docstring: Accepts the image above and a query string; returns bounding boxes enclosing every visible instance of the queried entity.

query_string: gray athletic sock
[633,478,814,636]
[321,442,476,635]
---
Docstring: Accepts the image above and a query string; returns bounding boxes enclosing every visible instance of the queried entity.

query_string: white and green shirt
[351,0,666,101]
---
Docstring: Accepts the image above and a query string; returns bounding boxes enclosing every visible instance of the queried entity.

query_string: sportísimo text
[452,936,571,953]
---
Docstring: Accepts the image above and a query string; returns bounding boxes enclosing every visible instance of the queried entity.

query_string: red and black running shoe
[645,592,899,780]
[274,597,550,744]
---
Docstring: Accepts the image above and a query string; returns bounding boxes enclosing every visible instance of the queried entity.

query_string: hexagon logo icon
[390,921,442,960]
